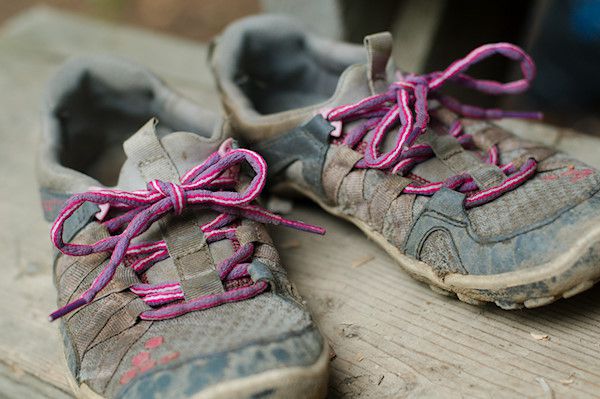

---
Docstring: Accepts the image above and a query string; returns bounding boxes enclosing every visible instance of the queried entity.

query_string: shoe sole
[63,333,329,399]
[275,181,600,309]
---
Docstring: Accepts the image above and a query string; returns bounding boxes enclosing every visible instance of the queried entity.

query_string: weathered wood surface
[1,7,599,399]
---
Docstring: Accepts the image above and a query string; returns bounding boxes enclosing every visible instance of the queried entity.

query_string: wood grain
[0,7,599,399]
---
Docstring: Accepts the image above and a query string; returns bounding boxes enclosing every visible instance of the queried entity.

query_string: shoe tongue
[117,118,220,191]
[117,118,234,285]
[363,32,395,94]
[326,32,396,108]
[325,37,400,153]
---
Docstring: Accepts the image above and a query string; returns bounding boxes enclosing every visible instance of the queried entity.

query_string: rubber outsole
[274,181,600,310]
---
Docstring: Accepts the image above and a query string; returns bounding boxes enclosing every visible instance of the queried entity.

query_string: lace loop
[148,180,187,215]
[325,42,545,208]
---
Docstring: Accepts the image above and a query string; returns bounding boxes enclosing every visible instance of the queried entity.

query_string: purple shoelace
[49,140,324,321]
[323,43,543,208]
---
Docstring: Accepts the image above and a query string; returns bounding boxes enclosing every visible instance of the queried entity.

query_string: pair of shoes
[37,15,600,399]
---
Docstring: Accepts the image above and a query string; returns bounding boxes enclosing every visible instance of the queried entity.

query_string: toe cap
[116,326,324,399]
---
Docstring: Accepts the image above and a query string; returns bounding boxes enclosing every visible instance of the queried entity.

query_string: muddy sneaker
[37,56,328,399]
[210,15,600,309]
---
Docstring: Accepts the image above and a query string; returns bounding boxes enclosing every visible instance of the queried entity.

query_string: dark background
[3,0,598,135]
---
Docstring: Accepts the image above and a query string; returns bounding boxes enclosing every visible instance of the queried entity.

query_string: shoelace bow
[324,43,543,208]
[49,141,324,321]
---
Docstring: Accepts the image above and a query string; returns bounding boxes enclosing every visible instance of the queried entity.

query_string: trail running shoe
[210,15,600,309]
[37,56,328,399]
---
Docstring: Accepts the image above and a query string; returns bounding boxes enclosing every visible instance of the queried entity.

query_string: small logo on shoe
[119,336,181,385]
[541,168,593,183]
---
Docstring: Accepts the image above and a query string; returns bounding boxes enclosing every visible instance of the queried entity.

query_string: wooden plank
[0,6,599,399]
[0,363,71,399]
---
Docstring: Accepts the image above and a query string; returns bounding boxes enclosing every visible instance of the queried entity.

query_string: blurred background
[2,0,599,135]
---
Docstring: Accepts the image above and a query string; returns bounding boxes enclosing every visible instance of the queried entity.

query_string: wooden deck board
[0,7,599,398]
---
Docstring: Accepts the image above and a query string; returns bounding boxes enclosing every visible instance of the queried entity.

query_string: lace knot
[148,180,187,215]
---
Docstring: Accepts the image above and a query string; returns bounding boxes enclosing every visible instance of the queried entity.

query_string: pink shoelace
[49,140,324,321]
[324,43,543,208]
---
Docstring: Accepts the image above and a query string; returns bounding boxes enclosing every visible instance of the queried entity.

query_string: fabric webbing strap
[123,118,224,300]
[424,129,506,190]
